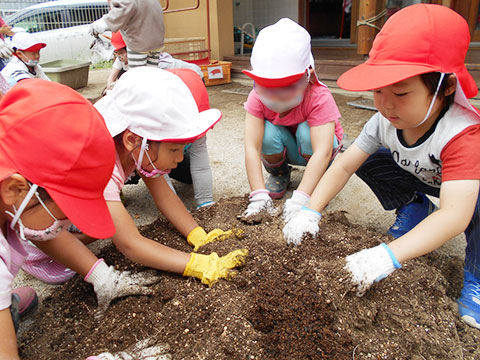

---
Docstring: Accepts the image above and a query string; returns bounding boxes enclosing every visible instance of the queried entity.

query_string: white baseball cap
[243,18,320,88]
[11,31,46,52]
[95,67,222,142]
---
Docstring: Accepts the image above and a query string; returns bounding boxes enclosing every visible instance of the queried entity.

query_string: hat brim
[242,69,306,88]
[21,43,46,52]
[47,188,115,239]
[337,62,440,91]
[161,108,222,143]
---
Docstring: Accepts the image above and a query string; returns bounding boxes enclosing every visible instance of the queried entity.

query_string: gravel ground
[13,69,467,311]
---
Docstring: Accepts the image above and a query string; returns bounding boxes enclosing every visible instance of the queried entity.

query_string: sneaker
[387,193,436,238]
[10,287,38,333]
[458,270,480,329]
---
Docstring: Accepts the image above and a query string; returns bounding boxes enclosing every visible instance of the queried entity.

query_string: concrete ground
[13,69,467,302]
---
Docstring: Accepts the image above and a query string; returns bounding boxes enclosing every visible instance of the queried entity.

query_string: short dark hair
[420,72,455,107]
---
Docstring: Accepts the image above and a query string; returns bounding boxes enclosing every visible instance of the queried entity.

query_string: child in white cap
[78,67,247,287]
[0,32,49,86]
[240,18,343,223]
[90,0,165,68]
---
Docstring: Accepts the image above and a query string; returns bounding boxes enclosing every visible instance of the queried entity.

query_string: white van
[5,0,109,63]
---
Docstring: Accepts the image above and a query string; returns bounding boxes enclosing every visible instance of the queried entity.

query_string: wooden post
[357,0,377,55]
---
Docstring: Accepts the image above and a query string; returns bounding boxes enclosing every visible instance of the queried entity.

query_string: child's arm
[142,175,198,237]
[107,200,191,273]
[346,179,479,295]
[296,121,335,195]
[106,67,121,89]
[283,143,371,244]
[244,112,266,191]
[389,179,479,262]
[0,308,19,360]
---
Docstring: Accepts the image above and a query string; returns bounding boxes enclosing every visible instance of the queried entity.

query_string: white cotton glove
[0,39,12,58]
[345,243,402,296]
[282,206,322,246]
[86,338,171,360]
[282,190,310,223]
[89,17,109,37]
[238,189,274,223]
[85,259,161,314]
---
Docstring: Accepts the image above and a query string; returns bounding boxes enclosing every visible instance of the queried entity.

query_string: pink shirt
[0,227,27,310]
[103,152,134,202]
[244,84,343,142]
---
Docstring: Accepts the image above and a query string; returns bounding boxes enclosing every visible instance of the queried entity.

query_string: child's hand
[85,259,161,314]
[345,243,402,296]
[238,189,274,224]
[282,206,321,245]
[187,227,244,251]
[282,190,311,223]
[183,249,248,286]
[86,338,171,360]
[89,18,108,37]
[0,39,12,59]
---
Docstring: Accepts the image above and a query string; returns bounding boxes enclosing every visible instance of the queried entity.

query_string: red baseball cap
[166,68,210,112]
[0,79,116,239]
[337,4,478,99]
[111,31,126,51]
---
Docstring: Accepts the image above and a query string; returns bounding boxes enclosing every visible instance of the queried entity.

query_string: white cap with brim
[11,31,46,52]
[95,67,222,143]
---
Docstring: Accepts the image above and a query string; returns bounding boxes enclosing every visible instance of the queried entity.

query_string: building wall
[232,0,298,31]
[163,0,234,60]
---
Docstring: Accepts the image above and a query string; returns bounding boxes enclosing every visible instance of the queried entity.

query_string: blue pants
[262,120,339,166]
[356,147,480,278]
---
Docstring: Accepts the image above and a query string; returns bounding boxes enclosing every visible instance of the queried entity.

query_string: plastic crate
[164,37,209,61]
[200,60,232,86]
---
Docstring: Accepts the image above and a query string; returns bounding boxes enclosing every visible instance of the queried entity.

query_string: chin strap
[415,72,446,128]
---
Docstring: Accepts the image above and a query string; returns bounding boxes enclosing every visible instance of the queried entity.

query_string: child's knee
[262,121,287,155]
[296,122,313,158]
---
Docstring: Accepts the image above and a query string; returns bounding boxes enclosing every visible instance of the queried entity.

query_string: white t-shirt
[1,56,50,86]
[112,57,128,71]
[355,103,480,187]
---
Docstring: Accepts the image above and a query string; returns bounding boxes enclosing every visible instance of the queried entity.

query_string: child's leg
[458,192,480,329]
[356,147,438,237]
[126,48,148,68]
[188,136,214,208]
[261,121,296,198]
[295,121,340,163]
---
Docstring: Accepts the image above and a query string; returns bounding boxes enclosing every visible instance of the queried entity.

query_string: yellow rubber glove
[183,249,248,286]
[187,226,244,251]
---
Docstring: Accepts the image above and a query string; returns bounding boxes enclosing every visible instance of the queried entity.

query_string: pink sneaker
[10,286,38,333]
[22,243,76,284]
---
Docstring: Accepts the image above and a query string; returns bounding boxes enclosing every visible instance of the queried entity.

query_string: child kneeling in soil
[239,18,343,223]
[284,4,480,330]
[79,67,247,286]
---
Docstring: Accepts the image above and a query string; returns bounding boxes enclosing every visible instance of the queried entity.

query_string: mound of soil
[19,197,480,359]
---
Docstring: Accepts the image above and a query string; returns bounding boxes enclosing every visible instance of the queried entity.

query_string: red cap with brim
[242,70,306,88]
[0,79,116,239]
[337,4,478,99]
[21,43,46,52]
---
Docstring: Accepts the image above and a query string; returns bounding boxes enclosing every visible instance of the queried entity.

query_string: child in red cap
[0,79,163,359]
[284,4,480,329]
[240,18,343,224]
[105,31,128,91]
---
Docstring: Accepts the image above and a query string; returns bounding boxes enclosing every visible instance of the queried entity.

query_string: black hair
[420,72,455,107]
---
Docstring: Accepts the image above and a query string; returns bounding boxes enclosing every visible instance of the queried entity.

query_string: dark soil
[18,197,480,360]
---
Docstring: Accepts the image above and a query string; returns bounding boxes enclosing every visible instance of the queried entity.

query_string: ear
[0,174,29,206]
[445,74,457,97]
[122,130,142,152]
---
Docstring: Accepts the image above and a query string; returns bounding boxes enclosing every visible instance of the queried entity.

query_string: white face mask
[18,51,39,67]
[259,93,304,113]
[5,183,71,241]
[415,72,446,128]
